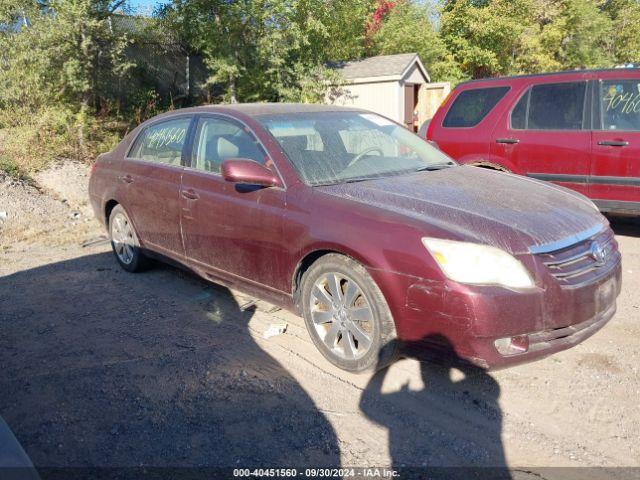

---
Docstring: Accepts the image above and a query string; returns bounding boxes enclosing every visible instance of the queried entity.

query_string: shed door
[404,84,414,127]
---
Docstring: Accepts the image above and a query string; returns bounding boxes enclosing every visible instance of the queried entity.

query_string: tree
[161,0,346,103]
[370,0,463,81]
[604,0,640,64]
[0,0,134,160]
[440,0,537,78]
[539,0,613,69]
[439,0,618,78]
[0,1,133,111]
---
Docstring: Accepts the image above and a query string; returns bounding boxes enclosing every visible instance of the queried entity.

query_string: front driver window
[191,117,267,173]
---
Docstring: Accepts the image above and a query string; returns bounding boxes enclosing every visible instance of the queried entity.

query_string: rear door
[491,79,592,196]
[124,115,193,258]
[180,114,289,291]
[590,74,640,212]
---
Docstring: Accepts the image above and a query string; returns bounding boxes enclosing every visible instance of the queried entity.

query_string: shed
[326,53,436,130]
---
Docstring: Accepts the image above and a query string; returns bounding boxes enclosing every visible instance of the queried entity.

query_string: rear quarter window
[443,86,510,128]
[599,79,640,131]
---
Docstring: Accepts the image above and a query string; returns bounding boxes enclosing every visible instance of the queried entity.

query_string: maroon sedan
[89,104,622,372]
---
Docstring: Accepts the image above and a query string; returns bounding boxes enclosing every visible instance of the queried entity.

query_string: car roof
[456,68,640,88]
[157,103,366,118]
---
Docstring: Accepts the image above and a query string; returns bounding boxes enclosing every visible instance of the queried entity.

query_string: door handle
[597,140,628,147]
[181,189,200,200]
[496,138,520,144]
[120,174,133,184]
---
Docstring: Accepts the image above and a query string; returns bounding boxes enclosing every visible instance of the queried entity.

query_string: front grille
[536,228,620,287]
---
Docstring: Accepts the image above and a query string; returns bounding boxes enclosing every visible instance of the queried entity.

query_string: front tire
[108,205,148,273]
[301,254,398,372]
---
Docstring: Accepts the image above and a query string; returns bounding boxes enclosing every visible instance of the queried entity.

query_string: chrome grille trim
[528,224,605,254]
[535,228,620,287]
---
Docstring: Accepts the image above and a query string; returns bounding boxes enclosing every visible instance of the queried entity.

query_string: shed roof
[330,53,429,83]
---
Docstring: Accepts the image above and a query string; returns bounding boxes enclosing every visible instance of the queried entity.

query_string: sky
[127,0,170,15]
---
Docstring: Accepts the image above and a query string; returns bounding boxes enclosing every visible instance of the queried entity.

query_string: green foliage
[0,0,639,176]
[605,0,640,63]
[0,0,134,114]
[441,0,547,78]
[0,155,25,179]
[0,0,136,170]
[0,105,122,172]
[543,0,613,69]
[371,0,464,82]
[161,0,352,104]
[439,0,632,79]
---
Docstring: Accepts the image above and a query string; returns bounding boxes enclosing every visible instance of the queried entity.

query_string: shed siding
[327,82,402,123]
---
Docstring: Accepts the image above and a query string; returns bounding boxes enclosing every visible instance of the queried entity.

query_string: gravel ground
[0,162,639,478]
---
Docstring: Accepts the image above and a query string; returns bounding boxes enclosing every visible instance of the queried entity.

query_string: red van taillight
[426,120,435,141]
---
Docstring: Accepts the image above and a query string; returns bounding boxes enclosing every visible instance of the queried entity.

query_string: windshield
[258,111,455,186]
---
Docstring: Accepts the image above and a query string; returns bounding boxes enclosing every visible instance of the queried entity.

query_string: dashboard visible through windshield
[258,111,455,186]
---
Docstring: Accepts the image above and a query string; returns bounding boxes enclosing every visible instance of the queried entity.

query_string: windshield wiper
[343,176,383,184]
[415,162,456,172]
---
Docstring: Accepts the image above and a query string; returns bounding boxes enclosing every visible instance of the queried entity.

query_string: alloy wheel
[309,272,374,360]
[111,212,135,265]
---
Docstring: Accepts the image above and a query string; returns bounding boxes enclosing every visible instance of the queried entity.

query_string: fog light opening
[494,335,530,356]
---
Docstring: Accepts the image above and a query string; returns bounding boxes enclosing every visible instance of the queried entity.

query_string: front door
[590,77,640,212]
[180,115,288,291]
[491,80,592,197]
[124,115,193,258]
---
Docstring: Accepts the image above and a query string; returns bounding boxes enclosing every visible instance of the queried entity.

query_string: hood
[316,166,607,255]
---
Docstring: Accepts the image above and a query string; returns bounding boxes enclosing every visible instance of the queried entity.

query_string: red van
[426,69,640,215]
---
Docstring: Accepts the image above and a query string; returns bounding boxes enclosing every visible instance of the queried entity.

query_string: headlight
[422,237,535,289]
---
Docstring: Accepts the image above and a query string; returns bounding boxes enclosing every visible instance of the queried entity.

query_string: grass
[0,110,125,179]
[0,155,21,177]
[0,155,29,181]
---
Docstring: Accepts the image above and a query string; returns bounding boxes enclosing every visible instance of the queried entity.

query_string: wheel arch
[291,247,373,314]
[467,160,511,172]
[457,154,517,173]
[104,199,119,225]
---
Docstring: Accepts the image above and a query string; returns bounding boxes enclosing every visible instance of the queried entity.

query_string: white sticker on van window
[360,113,395,127]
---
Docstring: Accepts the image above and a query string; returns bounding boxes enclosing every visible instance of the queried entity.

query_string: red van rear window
[443,86,509,128]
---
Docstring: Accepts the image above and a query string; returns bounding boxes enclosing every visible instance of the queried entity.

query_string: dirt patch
[577,353,622,373]
[0,161,101,250]
[33,159,91,210]
[1,171,639,472]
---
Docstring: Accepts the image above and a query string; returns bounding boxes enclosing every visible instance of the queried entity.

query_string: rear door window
[514,82,587,130]
[443,86,509,128]
[128,117,191,166]
[598,79,640,131]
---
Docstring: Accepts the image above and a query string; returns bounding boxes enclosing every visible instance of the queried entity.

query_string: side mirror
[221,158,280,188]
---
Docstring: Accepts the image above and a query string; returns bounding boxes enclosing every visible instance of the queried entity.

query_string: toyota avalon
[88,104,622,372]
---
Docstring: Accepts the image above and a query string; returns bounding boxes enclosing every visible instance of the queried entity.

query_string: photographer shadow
[360,335,511,480]
[0,252,339,470]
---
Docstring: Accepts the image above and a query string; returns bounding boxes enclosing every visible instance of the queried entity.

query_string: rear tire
[108,205,149,273]
[301,254,398,372]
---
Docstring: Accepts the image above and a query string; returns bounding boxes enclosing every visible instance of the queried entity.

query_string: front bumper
[368,257,622,370]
